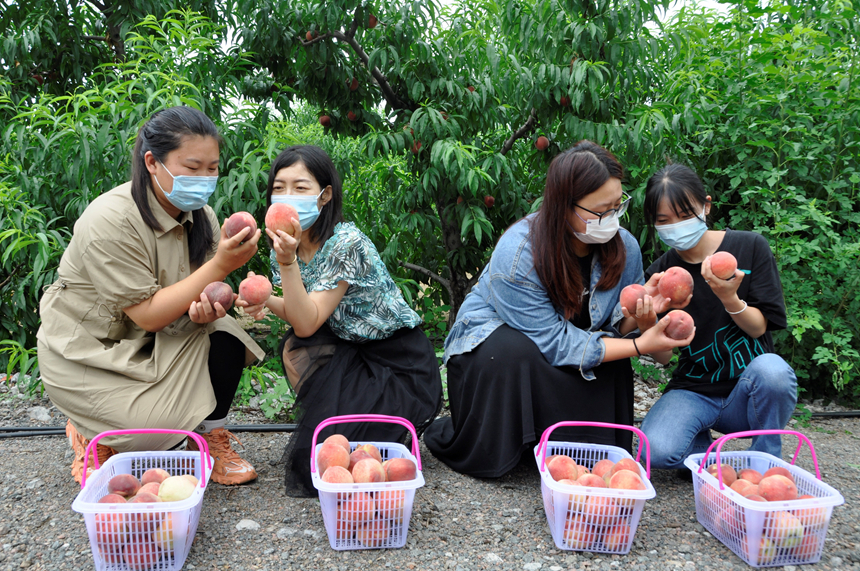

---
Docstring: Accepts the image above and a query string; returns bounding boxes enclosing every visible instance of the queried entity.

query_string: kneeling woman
[639,163,797,471]
[246,145,443,497]
[423,141,693,478]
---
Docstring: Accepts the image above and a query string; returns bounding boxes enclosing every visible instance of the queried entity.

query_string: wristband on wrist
[632,337,642,356]
[281,253,298,266]
[726,300,748,315]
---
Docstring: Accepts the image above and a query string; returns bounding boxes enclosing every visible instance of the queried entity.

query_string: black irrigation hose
[0,424,297,439]
[3,411,860,439]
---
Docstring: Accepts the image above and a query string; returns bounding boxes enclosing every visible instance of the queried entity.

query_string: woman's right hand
[644,271,693,314]
[266,221,302,266]
[213,222,261,274]
[637,313,695,354]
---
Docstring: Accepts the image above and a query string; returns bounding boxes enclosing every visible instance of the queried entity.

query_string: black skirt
[423,324,633,478]
[279,324,443,497]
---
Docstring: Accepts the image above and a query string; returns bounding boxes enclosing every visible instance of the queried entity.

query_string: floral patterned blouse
[271,222,422,342]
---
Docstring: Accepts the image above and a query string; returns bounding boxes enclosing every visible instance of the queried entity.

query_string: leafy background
[1,0,858,418]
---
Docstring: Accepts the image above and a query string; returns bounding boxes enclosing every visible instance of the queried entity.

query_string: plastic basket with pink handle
[310,414,425,551]
[534,421,656,553]
[684,429,844,567]
[71,429,213,571]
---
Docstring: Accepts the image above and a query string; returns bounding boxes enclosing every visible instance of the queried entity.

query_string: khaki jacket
[37,182,264,451]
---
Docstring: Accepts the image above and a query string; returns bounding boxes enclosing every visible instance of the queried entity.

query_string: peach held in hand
[203,281,234,311]
[238,275,272,305]
[620,284,647,314]
[224,211,258,240]
[266,203,300,236]
[665,310,694,340]
[658,266,694,303]
[710,252,738,279]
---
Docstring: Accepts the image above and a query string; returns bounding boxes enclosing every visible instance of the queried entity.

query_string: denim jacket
[443,214,644,380]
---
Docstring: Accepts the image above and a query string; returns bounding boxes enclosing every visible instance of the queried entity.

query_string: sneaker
[66,420,116,485]
[187,427,257,485]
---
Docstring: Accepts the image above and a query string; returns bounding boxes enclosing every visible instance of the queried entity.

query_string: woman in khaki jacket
[37,106,266,486]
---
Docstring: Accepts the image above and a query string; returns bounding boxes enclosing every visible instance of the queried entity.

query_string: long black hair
[643,163,709,226]
[131,106,220,266]
[531,140,626,319]
[265,145,344,246]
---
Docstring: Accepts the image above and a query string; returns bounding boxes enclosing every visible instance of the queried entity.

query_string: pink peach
[620,284,647,314]
[266,203,299,236]
[658,266,694,303]
[710,252,738,280]
[238,275,272,305]
[224,211,257,240]
[203,281,234,311]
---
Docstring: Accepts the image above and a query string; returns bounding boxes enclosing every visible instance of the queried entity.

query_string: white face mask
[570,211,620,244]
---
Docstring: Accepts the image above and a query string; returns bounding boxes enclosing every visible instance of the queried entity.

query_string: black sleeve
[645,252,673,282]
[745,233,787,331]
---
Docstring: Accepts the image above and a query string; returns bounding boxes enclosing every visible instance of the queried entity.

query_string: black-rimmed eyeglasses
[573,193,632,225]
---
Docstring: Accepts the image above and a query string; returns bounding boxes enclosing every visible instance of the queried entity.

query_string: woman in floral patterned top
[240,145,442,497]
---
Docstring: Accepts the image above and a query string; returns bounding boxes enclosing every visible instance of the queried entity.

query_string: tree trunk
[435,196,469,330]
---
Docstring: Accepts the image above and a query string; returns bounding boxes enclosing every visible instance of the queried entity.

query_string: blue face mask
[270,189,326,230]
[655,206,708,251]
[155,162,218,212]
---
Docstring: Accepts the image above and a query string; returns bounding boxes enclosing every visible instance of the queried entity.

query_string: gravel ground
[1,381,858,571]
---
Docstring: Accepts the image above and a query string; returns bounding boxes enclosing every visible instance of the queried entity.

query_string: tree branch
[82,35,108,42]
[501,108,538,155]
[0,264,23,290]
[330,30,413,111]
[299,33,331,46]
[400,261,450,291]
[347,8,361,39]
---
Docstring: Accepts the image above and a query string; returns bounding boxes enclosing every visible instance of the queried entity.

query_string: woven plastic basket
[71,429,213,571]
[310,414,425,551]
[684,429,844,567]
[534,421,656,553]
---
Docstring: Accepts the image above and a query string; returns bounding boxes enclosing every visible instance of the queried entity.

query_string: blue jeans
[640,354,798,470]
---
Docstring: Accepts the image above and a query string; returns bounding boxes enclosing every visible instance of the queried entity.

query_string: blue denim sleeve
[487,273,608,379]
[606,234,646,337]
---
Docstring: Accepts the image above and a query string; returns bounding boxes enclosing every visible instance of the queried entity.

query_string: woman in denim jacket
[424,141,694,478]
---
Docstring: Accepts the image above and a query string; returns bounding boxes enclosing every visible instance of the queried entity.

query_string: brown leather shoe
[187,427,257,485]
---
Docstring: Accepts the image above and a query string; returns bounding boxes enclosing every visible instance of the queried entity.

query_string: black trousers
[207,331,246,420]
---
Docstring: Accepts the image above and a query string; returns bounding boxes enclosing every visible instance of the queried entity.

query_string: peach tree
[229,0,673,327]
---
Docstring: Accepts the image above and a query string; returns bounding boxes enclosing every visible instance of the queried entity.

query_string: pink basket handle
[310,414,422,473]
[81,429,212,490]
[697,429,820,490]
[535,421,651,479]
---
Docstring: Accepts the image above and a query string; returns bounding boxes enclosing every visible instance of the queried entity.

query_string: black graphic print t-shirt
[645,230,787,398]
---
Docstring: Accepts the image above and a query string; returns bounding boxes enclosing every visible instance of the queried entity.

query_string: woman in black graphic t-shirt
[638,164,797,472]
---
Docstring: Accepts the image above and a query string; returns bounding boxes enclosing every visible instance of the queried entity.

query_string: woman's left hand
[188,292,229,324]
[702,256,744,301]
[621,294,658,332]
[233,272,269,320]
